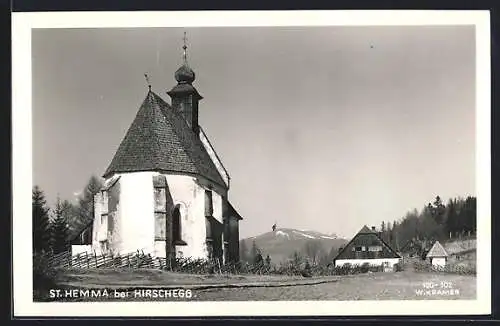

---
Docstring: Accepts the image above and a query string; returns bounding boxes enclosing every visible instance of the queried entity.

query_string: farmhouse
[333,225,401,271]
[426,240,448,268]
[71,37,243,264]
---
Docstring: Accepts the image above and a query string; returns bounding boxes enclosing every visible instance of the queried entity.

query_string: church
[71,36,243,264]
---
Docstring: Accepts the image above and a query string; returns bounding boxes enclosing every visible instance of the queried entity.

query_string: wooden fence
[42,250,228,273]
[43,250,172,270]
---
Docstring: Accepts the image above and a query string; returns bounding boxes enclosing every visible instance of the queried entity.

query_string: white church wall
[212,192,223,224]
[164,174,208,259]
[107,178,122,255]
[97,191,108,242]
[92,192,103,255]
[154,241,166,258]
[119,172,155,255]
[91,171,228,260]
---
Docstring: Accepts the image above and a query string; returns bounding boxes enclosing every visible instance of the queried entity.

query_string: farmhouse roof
[359,225,375,234]
[333,225,401,261]
[426,241,448,258]
[103,90,226,188]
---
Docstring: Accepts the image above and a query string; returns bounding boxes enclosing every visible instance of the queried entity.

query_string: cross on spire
[182,31,188,63]
[144,73,151,90]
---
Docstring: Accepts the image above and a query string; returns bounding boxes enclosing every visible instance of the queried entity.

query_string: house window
[205,190,213,216]
[354,246,363,252]
[172,205,183,243]
[368,246,383,252]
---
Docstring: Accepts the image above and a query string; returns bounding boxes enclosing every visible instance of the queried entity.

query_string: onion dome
[174,64,195,84]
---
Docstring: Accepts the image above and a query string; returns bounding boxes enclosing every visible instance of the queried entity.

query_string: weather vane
[144,73,151,90]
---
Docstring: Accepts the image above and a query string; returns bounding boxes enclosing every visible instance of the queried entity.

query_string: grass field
[195,270,475,301]
[41,268,475,302]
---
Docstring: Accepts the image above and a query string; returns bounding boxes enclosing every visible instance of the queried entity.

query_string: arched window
[173,206,181,241]
[172,205,187,245]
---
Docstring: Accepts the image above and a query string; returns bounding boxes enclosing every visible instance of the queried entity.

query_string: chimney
[371,226,376,231]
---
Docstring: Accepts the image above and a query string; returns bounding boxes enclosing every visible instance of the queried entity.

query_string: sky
[32,26,476,239]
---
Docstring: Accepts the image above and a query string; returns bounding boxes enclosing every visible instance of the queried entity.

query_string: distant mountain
[240,228,348,264]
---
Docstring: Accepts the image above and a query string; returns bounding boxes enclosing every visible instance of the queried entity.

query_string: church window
[173,205,183,242]
[205,190,213,216]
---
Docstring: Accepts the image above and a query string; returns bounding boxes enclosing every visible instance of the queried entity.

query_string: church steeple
[167,31,203,135]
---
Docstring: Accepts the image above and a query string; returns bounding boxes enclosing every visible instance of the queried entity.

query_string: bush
[33,252,59,301]
[394,262,404,272]
[413,260,476,275]
[360,262,370,273]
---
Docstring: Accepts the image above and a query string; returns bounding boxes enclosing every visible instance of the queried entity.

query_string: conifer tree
[32,186,51,253]
[69,175,103,235]
[50,197,70,254]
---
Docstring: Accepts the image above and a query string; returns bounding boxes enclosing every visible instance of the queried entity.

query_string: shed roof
[426,241,448,258]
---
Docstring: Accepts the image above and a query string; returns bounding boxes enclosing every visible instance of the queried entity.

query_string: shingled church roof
[103,90,227,188]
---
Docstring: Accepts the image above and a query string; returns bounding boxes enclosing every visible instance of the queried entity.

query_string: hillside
[240,228,348,264]
[442,238,476,255]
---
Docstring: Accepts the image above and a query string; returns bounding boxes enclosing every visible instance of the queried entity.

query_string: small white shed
[426,241,448,268]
